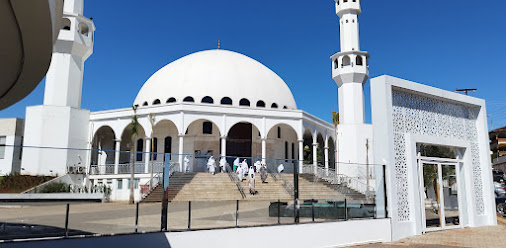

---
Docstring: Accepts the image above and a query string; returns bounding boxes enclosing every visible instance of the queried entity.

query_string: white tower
[22,0,94,175]
[331,0,373,166]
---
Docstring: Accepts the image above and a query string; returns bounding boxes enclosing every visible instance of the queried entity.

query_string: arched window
[183,96,194,102]
[164,136,172,154]
[203,122,213,134]
[153,99,161,105]
[356,55,363,66]
[256,101,266,108]
[142,102,148,106]
[271,103,278,109]
[344,0,348,2]
[152,137,158,160]
[166,97,176,103]
[342,56,351,67]
[61,18,71,31]
[78,22,89,36]
[239,98,250,106]
[283,106,288,109]
[285,141,289,160]
[136,139,144,161]
[277,127,281,139]
[334,59,338,69]
[201,96,213,104]
[221,97,232,105]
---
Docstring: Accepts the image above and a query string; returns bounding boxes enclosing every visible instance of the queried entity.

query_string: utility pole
[456,88,477,95]
[365,139,369,202]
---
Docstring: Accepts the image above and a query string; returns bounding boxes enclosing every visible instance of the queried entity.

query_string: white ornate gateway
[371,75,496,240]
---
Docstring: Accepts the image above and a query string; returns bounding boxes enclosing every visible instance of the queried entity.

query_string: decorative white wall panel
[391,89,483,221]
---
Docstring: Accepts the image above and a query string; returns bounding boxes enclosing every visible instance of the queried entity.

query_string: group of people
[187,155,285,195]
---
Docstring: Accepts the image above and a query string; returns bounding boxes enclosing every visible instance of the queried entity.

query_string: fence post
[293,161,299,224]
[311,199,315,222]
[344,198,348,221]
[135,202,139,233]
[188,201,192,230]
[64,203,70,237]
[277,199,281,225]
[235,200,239,227]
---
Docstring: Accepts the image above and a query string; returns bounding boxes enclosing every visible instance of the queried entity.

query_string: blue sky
[2,0,506,128]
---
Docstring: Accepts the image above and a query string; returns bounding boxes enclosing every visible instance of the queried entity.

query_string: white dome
[134,49,297,110]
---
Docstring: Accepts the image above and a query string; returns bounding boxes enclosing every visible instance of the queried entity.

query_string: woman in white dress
[248,166,256,195]
[219,157,228,173]
[207,156,216,175]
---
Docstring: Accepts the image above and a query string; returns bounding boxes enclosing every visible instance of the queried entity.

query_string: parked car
[494,182,506,196]
[493,169,505,182]
[496,194,506,217]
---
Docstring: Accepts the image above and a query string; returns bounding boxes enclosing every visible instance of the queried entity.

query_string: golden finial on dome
[217,40,220,50]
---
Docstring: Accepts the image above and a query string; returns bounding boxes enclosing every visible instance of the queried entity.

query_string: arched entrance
[91,126,116,167]
[303,129,313,164]
[226,122,261,163]
[328,137,336,170]
[266,124,299,173]
[119,123,146,165]
[185,119,221,172]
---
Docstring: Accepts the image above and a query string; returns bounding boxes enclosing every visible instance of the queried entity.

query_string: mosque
[2,0,496,243]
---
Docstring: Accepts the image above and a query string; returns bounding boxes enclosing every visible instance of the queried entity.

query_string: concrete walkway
[354,216,506,248]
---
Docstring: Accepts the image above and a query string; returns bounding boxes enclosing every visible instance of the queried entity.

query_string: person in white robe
[184,156,190,173]
[254,160,261,173]
[236,165,243,181]
[241,159,249,177]
[207,156,216,175]
[248,166,256,195]
[233,157,240,172]
[277,163,284,173]
[260,163,268,183]
[219,157,228,173]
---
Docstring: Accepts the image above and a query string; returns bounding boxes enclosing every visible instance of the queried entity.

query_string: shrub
[37,182,70,193]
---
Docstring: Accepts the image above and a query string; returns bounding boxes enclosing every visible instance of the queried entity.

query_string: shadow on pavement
[1,232,171,248]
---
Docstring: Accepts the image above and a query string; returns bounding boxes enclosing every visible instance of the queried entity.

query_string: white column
[178,134,184,172]
[144,137,151,174]
[312,143,318,175]
[114,139,121,174]
[221,136,227,157]
[324,146,329,176]
[261,138,266,163]
[298,139,304,174]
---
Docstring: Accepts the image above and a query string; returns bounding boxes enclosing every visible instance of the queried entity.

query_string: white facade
[0,118,24,175]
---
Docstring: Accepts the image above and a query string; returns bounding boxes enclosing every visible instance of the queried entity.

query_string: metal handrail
[226,163,246,199]
[266,166,294,198]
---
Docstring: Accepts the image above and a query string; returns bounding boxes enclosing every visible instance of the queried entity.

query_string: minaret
[43,0,94,108]
[22,0,94,175]
[330,0,372,165]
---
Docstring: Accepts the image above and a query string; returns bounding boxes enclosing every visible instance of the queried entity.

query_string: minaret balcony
[54,14,95,58]
[335,0,361,16]
[331,51,369,86]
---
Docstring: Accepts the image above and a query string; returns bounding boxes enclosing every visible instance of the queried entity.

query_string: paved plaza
[353,217,506,248]
[2,202,505,247]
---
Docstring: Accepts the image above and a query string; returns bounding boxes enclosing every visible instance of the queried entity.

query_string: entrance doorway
[418,158,461,232]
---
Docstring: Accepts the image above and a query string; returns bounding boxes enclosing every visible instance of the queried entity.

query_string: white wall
[167,219,391,248]
[0,118,24,175]
[21,106,90,176]
[371,75,497,241]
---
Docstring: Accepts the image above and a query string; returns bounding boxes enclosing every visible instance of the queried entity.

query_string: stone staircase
[141,172,367,203]
[299,173,367,201]
[171,173,243,202]
[142,172,197,203]
[240,174,291,201]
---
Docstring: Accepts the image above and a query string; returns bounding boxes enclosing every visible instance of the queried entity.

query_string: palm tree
[129,106,140,204]
[148,113,155,190]
[332,112,339,174]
